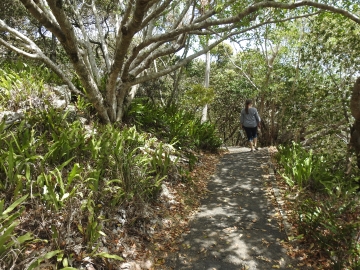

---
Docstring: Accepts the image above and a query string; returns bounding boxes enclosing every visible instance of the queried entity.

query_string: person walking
[240,99,261,152]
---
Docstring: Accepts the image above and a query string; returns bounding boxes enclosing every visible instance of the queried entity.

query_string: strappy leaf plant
[41,109,87,164]
[277,142,314,189]
[27,250,64,270]
[149,142,174,177]
[78,194,105,249]
[0,122,44,198]
[277,142,357,193]
[0,195,33,268]
[296,195,360,268]
[126,99,222,152]
[0,62,54,111]
[0,87,188,268]
[36,160,80,210]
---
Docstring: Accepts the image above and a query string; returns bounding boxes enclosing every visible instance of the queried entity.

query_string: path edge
[266,148,295,241]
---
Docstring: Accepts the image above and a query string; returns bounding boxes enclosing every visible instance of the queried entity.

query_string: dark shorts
[243,126,258,141]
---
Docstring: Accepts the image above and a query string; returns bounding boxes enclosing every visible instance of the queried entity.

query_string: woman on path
[240,99,261,152]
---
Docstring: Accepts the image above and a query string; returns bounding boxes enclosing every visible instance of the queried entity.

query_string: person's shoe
[250,149,254,152]
[255,147,259,150]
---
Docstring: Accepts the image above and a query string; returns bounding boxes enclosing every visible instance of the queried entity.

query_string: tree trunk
[50,33,56,63]
[350,77,360,168]
[201,49,210,123]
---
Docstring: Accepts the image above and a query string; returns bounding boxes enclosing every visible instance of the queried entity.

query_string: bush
[125,99,222,152]
[276,142,314,189]
[0,106,179,267]
[277,142,359,193]
[277,142,360,268]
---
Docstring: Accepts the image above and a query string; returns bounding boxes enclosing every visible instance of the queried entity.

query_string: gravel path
[162,147,306,270]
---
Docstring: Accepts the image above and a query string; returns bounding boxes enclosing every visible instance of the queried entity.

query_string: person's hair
[245,99,252,114]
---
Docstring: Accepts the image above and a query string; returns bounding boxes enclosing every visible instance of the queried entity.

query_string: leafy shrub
[1,60,63,85]
[0,121,43,198]
[0,68,194,268]
[190,120,223,151]
[0,105,179,265]
[277,142,359,193]
[277,142,360,268]
[277,142,314,188]
[125,99,222,152]
[85,125,165,204]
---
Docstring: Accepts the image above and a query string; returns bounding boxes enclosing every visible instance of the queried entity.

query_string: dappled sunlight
[165,147,295,269]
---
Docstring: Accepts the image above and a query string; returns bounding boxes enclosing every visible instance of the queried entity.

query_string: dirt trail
[162,147,307,270]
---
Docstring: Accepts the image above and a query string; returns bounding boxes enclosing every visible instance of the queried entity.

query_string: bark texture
[350,77,360,168]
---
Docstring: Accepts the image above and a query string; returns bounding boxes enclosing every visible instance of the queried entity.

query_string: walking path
[163,147,304,270]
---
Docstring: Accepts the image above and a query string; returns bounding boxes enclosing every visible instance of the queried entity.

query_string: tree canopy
[1,0,359,123]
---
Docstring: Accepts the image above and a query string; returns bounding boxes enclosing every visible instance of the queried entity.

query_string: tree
[0,0,359,123]
[297,14,358,144]
[210,9,360,148]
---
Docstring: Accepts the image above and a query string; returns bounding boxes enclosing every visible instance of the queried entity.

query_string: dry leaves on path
[149,151,225,268]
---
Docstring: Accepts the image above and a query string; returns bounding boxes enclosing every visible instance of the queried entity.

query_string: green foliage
[75,95,92,116]
[11,61,63,85]
[93,252,124,261]
[36,161,79,211]
[0,101,183,267]
[0,61,61,111]
[40,109,88,164]
[190,121,223,151]
[79,195,105,248]
[210,43,233,67]
[0,195,33,268]
[296,194,360,268]
[277,142,359,194]
[126,99,222,152]
[277,142,314,189]
[0,121,43,197]
[181,84,215,112]
[28,250,64,270]
[149,142,174,178]
[277,142,360,267]
[82,124,171,204]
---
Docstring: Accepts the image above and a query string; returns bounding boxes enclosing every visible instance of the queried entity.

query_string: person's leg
[249,140,254,151]
[252,127,258,150]
[244,127,254,151]
[253,137,257,149]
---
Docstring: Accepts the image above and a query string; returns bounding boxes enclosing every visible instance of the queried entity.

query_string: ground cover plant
[0,65,224,269]
[274,143,360,269]
[125,99,223,152]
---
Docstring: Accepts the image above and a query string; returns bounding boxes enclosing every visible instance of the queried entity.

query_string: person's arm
[255,110,261,127]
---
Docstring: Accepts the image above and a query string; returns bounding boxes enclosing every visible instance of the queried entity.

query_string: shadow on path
[163,147,305,270]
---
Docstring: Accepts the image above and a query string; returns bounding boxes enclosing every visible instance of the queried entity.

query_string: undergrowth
[125,99,223,152]
[275,142,360,269]
[0,65,223,269]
